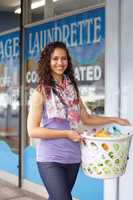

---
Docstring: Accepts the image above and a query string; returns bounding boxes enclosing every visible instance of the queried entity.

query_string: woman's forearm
[28,127,68,139]
[83,115,117,126]
[83,115,130,126]
[28,127,82,142]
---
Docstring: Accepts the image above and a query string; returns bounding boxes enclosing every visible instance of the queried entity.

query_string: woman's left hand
[113,117,131,126]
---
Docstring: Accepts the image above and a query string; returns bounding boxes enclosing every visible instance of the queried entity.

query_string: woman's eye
[60,57,67,61]
[52,57,58,61]
[52,57,67,61]
[62,57,67,61]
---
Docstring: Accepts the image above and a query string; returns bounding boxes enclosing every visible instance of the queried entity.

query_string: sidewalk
[0,179,47,200]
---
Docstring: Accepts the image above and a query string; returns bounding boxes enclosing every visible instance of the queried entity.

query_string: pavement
[0,179,47,200]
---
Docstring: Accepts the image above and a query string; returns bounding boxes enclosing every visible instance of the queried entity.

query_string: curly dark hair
[37,41,79,97]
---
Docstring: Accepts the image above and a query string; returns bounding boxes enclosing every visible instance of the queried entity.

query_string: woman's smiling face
[50,47,68,79]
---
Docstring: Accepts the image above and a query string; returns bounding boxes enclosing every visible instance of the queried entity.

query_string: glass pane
[0,1,20,177]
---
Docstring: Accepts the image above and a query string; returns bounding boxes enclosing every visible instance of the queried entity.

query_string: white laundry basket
[81,126,132,179]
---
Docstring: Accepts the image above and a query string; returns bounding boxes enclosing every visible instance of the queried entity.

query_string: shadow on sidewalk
[0,179,47,200]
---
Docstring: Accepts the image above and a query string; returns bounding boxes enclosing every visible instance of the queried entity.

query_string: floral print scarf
[44,76,81,130]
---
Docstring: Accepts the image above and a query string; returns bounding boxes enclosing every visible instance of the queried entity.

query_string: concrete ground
[0,179,47,200]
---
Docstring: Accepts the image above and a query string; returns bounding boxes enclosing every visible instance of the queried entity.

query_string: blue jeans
[37,162,80,200]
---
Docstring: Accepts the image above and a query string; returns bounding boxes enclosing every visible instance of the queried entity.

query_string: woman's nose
[58,58,63,64]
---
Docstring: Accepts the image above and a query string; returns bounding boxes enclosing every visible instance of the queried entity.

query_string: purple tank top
[36,109,81,163]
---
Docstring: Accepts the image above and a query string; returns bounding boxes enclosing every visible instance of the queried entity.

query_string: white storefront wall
[105,0,133,200]
[120,0,133,199]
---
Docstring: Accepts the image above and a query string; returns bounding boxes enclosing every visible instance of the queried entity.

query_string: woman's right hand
[66,130,82,142]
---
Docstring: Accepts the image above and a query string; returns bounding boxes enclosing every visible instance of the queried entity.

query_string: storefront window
[0,31,20,153]
[0,0,20,154]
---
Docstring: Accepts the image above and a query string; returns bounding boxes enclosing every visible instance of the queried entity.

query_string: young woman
[27,41,130,200]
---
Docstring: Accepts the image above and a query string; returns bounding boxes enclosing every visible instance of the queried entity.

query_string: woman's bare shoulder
[31,86,45,105]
